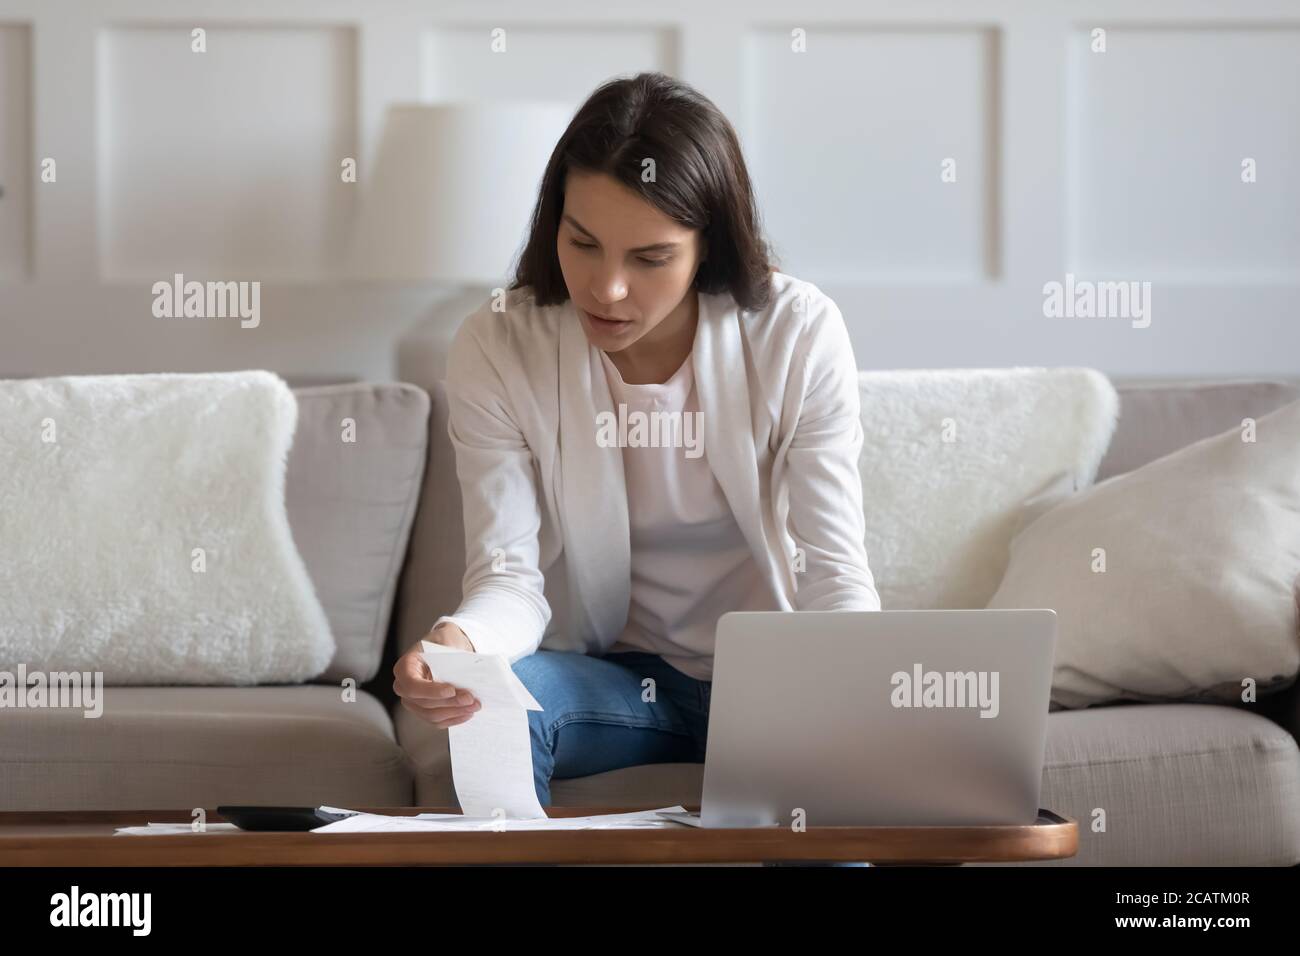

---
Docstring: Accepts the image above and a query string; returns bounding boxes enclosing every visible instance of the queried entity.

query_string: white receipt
[310,806,693,833]
[421,640,547,820]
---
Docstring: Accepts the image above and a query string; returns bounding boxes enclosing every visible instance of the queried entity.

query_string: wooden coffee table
[0,806,1076,866]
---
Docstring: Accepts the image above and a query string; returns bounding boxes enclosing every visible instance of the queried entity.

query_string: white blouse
[432,271,881,665]
[598,346,777,681]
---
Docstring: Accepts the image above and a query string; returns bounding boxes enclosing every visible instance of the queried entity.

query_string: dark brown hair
[509,71,777,312]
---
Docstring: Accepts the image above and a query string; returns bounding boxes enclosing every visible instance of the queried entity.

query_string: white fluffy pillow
[858,368,1119,610]
[0,371,334,685]
[987,397,1300,708]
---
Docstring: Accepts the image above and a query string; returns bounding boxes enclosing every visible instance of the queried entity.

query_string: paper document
[112,807,696,835]
[421,640,547,819]
[310,806,694,833]
[114,823,242,835]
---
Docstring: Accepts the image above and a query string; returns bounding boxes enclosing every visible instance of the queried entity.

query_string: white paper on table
[421,640,547,819]
[114,823,242,836]
[308,813,458,833]
[309,806,694,833]
[475,806,694,830]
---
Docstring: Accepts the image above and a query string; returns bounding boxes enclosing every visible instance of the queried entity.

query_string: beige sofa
[3,370,1298,866]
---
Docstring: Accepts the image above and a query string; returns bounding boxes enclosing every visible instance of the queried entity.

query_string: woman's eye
[568,238,669,267]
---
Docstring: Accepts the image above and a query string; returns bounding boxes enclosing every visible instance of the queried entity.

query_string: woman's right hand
[392,622,482,728]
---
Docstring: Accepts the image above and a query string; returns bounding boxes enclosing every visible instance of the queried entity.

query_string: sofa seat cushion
[400,701,1300,865]
[0,686,412,811]
[1006,702,1300,865]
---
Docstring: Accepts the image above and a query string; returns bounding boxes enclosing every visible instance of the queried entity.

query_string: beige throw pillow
[987,398,1300,709]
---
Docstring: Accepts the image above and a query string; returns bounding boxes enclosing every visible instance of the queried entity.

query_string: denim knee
[525,707,554,807]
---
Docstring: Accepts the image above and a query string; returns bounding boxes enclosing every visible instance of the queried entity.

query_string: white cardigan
[435,270,881,662]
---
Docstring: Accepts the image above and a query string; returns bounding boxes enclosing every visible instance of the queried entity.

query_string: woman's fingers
[433,713,477,729]
[401,698,482,727]
[404,697,481,718]
[393,652,478,706]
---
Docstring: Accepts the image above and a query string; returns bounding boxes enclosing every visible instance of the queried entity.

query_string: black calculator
[216,806,360,831]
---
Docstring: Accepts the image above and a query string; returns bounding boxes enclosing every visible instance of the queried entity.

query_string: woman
[393,72,880,807]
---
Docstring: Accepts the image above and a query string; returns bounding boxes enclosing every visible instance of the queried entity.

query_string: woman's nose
[589,266,628,304]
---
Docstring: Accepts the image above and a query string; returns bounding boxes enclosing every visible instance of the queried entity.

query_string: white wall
[1,0,1297,383]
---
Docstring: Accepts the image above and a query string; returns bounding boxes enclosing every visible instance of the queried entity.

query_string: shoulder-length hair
[509,71,777,313]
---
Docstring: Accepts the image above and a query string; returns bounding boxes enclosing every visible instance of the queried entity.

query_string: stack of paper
[309,806,694,833]
[113,807,694,835]
[114,823,242,836]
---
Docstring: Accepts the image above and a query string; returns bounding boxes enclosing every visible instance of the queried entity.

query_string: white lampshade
[347,101,574,282]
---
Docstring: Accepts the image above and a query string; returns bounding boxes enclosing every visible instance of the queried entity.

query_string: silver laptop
[657,609,1056,828]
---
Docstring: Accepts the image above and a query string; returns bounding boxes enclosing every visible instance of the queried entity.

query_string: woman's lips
[583,308,634,333]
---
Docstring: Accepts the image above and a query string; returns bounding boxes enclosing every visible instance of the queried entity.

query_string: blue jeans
[511,649,710,807]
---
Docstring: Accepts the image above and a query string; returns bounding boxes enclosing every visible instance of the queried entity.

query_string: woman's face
[556,169,706,353]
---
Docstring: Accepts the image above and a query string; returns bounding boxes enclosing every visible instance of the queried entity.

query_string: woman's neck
[605,290,699,385]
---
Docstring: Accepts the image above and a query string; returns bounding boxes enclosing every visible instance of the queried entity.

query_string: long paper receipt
[421,640,547,819]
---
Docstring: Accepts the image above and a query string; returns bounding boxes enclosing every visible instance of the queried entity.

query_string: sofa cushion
[857,368,1118,610]
[0,686,412,810]
[393,382,466,659]
[1098,379,1300,480]
[972,703,1300,866]
[1,371,335,685]
[989,397,1300,708]
[288,383,429,684]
